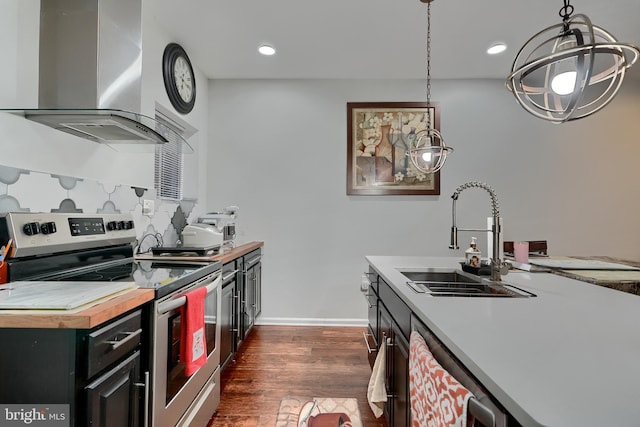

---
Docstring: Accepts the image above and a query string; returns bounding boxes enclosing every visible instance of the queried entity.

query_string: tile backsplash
[0,163,199,252]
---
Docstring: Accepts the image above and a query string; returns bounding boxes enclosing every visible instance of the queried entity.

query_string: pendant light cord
[425,1,432,129]
[559,0,574,31]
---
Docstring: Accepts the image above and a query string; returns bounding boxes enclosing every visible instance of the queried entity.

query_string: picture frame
[346,102,441,196]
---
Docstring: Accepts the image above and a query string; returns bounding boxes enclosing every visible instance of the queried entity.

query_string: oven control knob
[23,222,40,236]
[123,220,134,230]
[40,222,57,235]
[117,221,125,230]
[106,221,117,231]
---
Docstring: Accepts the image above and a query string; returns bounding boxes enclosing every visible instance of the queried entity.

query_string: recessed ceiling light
[487,43,507,55]
[258,44,276,56]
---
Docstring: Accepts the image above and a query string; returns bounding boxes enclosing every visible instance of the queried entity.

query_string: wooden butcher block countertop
[214,241,264,263]
[0,288,154,329]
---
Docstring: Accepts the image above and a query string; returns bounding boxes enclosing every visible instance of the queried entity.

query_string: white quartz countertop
[366,256,640,427]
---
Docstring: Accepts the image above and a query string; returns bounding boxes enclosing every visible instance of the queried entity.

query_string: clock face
[174,56,194,103]
[162,43,196,114]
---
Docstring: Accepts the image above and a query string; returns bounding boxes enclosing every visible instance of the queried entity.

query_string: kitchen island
[367,255,640,427]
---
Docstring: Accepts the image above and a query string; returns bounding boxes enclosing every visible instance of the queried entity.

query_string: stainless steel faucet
[449,181,508,281]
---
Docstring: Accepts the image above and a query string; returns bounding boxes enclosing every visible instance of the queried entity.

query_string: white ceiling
[150,0,640,81]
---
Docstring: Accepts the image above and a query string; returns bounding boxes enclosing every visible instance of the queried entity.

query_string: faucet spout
[449,181,506,281]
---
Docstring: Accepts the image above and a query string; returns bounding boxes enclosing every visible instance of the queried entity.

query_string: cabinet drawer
[222,261,239,286]
[244,248,262,268]
[379,278,411,340]
[86,310,142,378]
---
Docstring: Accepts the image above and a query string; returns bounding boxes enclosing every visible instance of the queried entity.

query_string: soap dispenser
[465,237,481,268]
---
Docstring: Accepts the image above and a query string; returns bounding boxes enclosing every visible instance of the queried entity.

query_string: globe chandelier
[407,0,453,174]
[506,0,639,123]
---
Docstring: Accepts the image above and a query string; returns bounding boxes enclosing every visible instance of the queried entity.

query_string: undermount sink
[398,269,535,298]
[400,270,482,284]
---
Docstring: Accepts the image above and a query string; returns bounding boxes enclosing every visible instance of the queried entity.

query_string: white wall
[142,1,208,203]
[0,0,208,200]
[207,78,640,325]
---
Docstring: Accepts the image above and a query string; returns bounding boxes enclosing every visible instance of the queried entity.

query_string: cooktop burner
[36,258,220,299]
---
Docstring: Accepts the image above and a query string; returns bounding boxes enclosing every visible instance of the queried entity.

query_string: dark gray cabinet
[377,284,410,427]
[85,351,141,427]
[0,309,145,427]
[242,248,262,339]
[219,247,262,371]
[220,260,240,370]
[369,267,513,427]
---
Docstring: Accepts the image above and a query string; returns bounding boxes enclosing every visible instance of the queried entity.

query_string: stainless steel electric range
[0,212,222,427]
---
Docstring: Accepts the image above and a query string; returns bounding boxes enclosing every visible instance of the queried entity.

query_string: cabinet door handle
[246,255,261,267]
[363,292,373,308]
[105,328,142,350]
[222,269,239,281]
[362,331,377,354]
[134,371,150,427]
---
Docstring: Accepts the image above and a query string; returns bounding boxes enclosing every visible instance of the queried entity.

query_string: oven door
[151,271,222,427]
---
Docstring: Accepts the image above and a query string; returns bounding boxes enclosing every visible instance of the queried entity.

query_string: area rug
[276,397,362,427]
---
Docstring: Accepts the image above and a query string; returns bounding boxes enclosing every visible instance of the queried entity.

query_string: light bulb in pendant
[551,71,577,95]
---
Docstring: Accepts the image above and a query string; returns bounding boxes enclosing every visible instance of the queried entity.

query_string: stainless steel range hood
[3,0,191,151]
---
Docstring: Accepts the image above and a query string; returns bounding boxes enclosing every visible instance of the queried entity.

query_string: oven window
[166,289,218,404]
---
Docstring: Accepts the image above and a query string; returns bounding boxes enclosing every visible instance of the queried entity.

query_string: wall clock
[162,43,196,114]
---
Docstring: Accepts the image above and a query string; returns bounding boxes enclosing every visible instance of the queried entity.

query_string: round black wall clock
[162,43,196,114]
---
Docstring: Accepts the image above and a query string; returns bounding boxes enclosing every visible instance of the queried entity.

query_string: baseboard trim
[255,317,368,327]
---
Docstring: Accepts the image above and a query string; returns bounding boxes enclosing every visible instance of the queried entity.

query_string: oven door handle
[156,272,222,315]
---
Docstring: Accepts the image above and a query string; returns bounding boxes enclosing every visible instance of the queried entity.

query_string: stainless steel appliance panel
[151,271,221,427]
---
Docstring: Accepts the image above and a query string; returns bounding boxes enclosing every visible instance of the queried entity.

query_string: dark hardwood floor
[207,325,388,427]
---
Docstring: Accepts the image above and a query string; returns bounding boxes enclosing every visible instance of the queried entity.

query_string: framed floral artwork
[346,102,441,195]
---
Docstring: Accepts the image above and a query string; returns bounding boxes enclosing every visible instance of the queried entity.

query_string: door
[220,263,238,370]
[378,304,393,422]
[242,250,261,338]
[391,325,409,427]
[85,351,140,427]
[378,302,410,427]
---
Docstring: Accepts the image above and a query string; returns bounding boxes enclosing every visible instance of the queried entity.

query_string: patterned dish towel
[409,331,473,427]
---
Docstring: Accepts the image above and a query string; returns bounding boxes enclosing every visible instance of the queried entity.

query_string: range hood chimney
[4,0,190,150]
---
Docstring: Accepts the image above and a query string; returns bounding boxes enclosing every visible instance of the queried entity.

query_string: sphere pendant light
[506,0,639,123]
[407,0,453,174]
